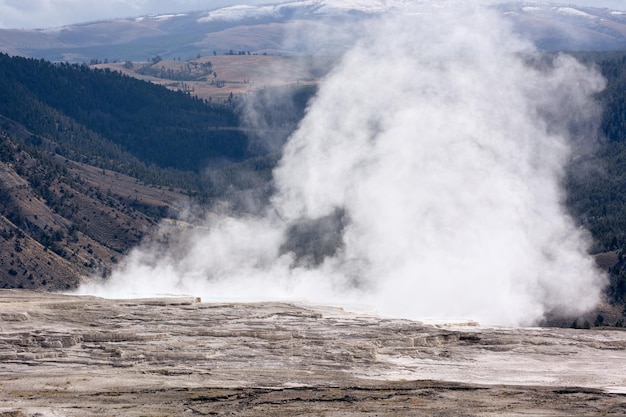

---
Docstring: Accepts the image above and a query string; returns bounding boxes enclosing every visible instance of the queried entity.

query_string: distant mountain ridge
[1,1,625,63]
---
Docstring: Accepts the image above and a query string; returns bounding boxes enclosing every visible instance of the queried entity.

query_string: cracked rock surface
[1,289,626,416]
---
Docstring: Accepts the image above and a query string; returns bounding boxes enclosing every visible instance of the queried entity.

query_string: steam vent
[1,290,626,416]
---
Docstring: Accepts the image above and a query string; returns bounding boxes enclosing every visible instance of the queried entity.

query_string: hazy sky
[0,0,625,29]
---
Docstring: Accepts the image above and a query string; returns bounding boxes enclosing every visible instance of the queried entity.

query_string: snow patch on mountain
[198,5,281,22]
[557,7,595,18]
[151,14,188,21]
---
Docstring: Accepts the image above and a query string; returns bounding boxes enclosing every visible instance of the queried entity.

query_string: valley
[0,0,625,332]
[2,47,626,327]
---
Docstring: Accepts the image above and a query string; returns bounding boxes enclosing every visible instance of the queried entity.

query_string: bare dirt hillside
[0,130,190,291]
[1,290,625,416]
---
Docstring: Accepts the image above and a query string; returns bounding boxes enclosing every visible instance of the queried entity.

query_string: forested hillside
[565,51,626,308]
[0,53,250,175]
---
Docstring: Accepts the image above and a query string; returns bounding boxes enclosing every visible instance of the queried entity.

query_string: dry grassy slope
[0,214,82,291]
[94,55,326,101]
[0,131,190,291]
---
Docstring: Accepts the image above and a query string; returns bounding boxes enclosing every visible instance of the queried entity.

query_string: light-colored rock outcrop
[0,289,625,416]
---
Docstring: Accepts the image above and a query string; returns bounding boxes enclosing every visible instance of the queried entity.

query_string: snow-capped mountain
[496,3,626,50]
[0,1,625,62]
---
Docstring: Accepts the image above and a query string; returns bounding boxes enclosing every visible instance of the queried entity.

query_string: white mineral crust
[1,290,625,416]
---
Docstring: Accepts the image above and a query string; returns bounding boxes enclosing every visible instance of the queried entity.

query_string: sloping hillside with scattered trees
[0,53,291,287]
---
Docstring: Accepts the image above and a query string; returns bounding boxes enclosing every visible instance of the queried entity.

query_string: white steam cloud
[79,5,607,326]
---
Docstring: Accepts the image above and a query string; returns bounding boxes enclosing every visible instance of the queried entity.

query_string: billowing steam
[79,5,607,325]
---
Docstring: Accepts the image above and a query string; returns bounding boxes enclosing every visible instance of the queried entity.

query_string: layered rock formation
[1,289,625,416]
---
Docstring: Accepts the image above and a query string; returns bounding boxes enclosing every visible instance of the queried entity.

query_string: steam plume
[79,6,607,325]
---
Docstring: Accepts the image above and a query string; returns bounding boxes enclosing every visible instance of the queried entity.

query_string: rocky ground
[1,289,626,416]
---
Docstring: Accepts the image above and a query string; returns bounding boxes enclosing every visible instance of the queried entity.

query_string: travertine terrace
[1,289,626,416]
